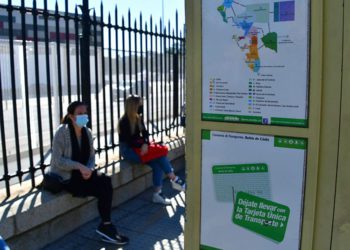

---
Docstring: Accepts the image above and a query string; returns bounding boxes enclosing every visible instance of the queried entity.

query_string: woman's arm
[51,126,84,171]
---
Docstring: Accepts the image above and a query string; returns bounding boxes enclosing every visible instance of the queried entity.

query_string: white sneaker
[152,192,171,205]
[171,177,186,192]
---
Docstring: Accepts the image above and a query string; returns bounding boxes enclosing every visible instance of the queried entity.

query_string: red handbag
[133,142,168,163]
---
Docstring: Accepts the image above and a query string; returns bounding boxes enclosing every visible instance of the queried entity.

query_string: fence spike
[139,12,143,30]
[115,4,118,24]
[160,18,163,33]
[100,1,103,18]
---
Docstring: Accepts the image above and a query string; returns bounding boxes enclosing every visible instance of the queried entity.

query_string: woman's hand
[77,164,93,180]
[140,143,149,155]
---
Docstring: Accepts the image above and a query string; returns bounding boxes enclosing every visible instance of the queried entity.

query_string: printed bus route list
[232,192,290,242]
[209,78,245,113]
[207,75,298,115]
[248,75,276,115]
[248,75,300,115]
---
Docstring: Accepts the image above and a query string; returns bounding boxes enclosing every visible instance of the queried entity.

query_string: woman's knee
[94,173,112,193]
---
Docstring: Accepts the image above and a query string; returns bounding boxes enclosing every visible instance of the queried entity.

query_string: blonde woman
[118,95,185,205]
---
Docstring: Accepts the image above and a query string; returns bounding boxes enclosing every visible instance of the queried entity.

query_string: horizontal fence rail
[0,0,185,197]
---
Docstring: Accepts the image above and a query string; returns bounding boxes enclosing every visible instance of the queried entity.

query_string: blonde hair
[119,95,142,134]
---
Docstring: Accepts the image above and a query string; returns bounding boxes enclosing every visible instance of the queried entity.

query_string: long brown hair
[119,95,141,134]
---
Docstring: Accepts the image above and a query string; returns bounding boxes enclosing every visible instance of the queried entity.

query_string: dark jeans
[64,170,113,223]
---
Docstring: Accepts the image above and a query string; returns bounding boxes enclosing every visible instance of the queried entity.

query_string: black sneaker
[96,223,129,245]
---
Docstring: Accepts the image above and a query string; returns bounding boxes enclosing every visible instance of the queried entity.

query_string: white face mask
[75,114,89,128]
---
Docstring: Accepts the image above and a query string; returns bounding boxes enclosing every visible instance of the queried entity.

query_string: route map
[217,0,295,72]
[202,0,310,127]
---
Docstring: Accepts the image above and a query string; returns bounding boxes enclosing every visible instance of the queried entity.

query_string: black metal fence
[0,0,185,197]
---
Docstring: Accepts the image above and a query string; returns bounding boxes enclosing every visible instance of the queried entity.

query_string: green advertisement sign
[232,192,290,242]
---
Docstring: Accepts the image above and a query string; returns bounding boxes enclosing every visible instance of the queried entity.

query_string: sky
[0,0,185,32]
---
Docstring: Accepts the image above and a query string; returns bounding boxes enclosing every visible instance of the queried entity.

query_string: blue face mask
[75,114,89,128]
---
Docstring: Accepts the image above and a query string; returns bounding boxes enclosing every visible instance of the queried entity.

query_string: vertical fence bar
[33,0,44,177]
[81,0,91,127]
[115,6,121,124]
[139,13,144,98]
[108,13,115,147]
[74,5,81,99]
[163,25,168,135]
[7,0,23,183]
[155,25,159,135]
[93,10,101,152]
[99,3,108,164]
[65,0,71,102]
[145,23,150,132]
[150,16,154,138]
[180,31,185,129]
[167,21,172,134]
[174,11,179,135]
[122,17,126,100]
[134,19,138,93]
[43,0,54,148]
[21,0,35,176]
[172,29,177,131]
[0,63,10,196]
[128,10,132,94]
[160,19,164,140]
[55,1,63,118]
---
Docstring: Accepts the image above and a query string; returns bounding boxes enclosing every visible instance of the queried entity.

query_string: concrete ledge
[0,137,185,249]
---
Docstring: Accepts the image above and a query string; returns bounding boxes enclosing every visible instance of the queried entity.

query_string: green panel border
[202,129,211,140]
[271,117,308,127]
[200,244,222,250]
[202,113,262,124]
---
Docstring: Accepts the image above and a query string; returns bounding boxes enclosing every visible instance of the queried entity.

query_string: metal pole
[81,0,92,128]
[162,0,164,31]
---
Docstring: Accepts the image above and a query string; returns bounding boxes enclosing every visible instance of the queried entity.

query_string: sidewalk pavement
[42,169,186,250]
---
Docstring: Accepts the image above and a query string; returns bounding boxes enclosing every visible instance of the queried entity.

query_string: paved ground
[42,169,186,250]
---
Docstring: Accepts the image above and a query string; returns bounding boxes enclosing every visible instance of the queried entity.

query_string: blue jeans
[119,143,173,187]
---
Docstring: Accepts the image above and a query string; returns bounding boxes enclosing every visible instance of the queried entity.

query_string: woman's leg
[148,156,186,192]
[119,143,142,163]
[90,172,113,222]
[147,160,164,191]
[147,156,175,188]
[149,156,175,177]
[64,170,113,222]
